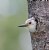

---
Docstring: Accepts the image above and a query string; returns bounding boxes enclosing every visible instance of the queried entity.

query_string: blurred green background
[0,0,29,50]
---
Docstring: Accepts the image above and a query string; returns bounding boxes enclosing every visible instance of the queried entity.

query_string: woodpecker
[18,17,49,50]
[18,17,38,33]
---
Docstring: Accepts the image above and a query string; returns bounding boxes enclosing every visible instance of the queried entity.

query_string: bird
[18,17,38,33]
[18,16,49,50]
[18,17,37,50]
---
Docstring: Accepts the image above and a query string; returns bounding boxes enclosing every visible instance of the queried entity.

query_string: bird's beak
[18,24,28,27]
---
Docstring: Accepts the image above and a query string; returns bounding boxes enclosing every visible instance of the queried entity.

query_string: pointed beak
[18,24,28,27]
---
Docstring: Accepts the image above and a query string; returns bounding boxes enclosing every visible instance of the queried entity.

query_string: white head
[18,17,37,33]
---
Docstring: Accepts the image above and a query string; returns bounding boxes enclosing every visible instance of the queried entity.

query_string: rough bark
[27,0,49,50]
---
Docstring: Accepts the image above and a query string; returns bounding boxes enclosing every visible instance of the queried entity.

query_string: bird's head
[18,17,38,32]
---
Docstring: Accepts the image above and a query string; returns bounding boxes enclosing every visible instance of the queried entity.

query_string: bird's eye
[29,22,31,24]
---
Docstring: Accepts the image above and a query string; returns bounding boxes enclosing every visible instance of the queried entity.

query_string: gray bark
[27,0,49,50]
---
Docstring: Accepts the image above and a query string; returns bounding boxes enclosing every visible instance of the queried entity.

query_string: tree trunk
[27,0,49,50]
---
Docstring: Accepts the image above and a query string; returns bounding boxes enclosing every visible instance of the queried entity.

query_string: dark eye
[29,22,31,24]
